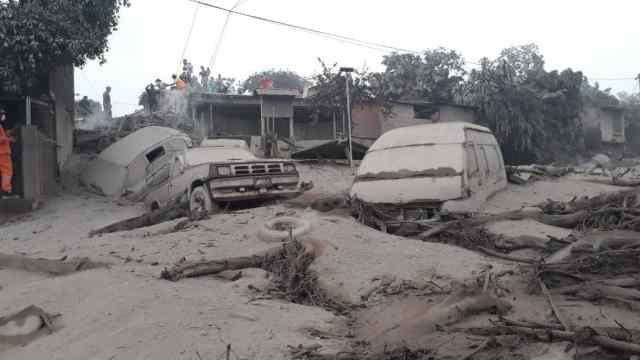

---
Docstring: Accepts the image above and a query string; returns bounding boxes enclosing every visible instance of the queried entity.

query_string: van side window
[484,145,500,174]
[146,146,166,163]
[491,146,504,170]
[465,146,479,176]
[476,145,489,176]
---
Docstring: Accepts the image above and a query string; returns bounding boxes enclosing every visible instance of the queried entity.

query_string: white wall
[580,105,625,143]
[49,65,75,169]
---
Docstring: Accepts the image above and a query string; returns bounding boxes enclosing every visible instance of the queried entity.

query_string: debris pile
[161,236,349,314]
[74,110,198,153]
[506,164,574,184]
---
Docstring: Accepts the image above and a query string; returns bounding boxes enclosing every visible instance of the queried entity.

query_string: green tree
[241,69,307,93]
[465,45,585,164]
[497,43,544,81]
[0,0,130,94]
[307,59,375,112]
[377,48,467,103]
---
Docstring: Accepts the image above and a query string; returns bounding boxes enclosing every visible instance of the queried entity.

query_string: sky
[75,0,640,116]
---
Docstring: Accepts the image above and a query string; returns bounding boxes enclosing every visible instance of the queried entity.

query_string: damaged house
[580,104,626,147]
[0,65,75,211]
[189,88,355,159]
[187,89,477,159]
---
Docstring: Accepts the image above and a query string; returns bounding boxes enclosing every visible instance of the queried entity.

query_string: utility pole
[636,73,640,94]
[340,67,354,168]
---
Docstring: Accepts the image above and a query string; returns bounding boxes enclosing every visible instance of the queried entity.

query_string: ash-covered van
[350,122,507,230]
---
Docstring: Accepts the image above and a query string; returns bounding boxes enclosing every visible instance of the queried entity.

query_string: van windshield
[357,144,463,180]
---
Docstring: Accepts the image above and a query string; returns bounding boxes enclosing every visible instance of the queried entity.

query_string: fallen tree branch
[0,253,105,276]
[160,241,311,281]
[477,247,537,264]
[90,201,189,236]
[493,325,640,354]
[539,279,570,331]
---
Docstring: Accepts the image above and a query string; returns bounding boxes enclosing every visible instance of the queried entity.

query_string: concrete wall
[381,103,426,134]
[49,65,75,168]
[210,106,261,137]
[352,104,383,141]
[439,105,476,124]
[294,120,333,140]
[580,105,625,143]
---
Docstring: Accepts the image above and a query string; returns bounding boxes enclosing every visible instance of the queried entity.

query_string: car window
[146,146,166,163]
[491,146,504,170]
[465,146,479,177]
[485,145,501,175]
[476,145,489,176]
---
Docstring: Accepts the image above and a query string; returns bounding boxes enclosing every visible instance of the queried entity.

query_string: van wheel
[189,186,217,214]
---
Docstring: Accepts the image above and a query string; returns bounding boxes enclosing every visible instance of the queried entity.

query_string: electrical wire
[177,3,200,75]
[589,77,636,81]
[208,0,247,70]
[190,0,424,55]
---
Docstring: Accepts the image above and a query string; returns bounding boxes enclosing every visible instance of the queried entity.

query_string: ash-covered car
[144,138,311,213]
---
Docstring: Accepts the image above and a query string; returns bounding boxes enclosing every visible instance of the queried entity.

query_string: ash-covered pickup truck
[144,139,310,213]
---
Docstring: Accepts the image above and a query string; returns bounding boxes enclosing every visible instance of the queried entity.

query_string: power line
[189,0,424,55]
[208,0,247,70]
[178,3,200,75]
[589,77,636,81]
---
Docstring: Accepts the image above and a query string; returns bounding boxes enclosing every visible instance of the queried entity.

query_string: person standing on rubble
[172,74,187,115]
[145,84,158,113]
[103,86,112,121]
[0,108,15,195]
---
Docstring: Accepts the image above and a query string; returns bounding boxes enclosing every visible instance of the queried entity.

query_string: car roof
[98,126,189,166]
[369,122,493,151]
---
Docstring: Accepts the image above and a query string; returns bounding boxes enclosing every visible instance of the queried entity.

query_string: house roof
[254,88,300,97]
[601,105,625,113]
[390,100,478,111]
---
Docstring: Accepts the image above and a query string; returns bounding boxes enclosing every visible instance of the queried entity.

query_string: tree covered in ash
[0,0,130,94]
[241,69,308,93]
[310,44,618,164]
[465,44,586,164]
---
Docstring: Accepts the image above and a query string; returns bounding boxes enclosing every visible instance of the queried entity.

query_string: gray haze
[75,0,640,116]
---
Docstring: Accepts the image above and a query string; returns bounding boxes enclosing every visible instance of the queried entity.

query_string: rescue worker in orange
[0,107,15,194]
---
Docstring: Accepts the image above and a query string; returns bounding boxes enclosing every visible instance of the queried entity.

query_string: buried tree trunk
[365,288,511,355]
[160,240,316,281]
[90,202,190,236]
[0,253,105,276]
[160,239,349,313]
[418,209,588,241]
[467,324,640,354]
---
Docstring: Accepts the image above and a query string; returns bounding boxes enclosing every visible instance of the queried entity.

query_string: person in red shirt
[0,107,15,194]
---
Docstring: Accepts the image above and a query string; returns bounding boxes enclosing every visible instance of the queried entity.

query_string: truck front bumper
[209,175,312,202]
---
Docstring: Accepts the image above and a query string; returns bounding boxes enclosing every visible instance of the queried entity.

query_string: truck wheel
[259,216,312,242]
[189,186,214,214]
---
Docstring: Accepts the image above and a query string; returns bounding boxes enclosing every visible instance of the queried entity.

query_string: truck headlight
[217,166,232,176]
[284,163,296,173]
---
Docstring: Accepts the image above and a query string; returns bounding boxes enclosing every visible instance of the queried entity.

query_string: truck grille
[233,163,283,176]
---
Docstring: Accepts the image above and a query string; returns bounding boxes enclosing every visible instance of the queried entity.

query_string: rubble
[73,110,199,154]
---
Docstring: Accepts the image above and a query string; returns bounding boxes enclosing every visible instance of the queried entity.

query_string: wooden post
[209,103,214,137]
[332,111,337,140]
[289,116,294,140]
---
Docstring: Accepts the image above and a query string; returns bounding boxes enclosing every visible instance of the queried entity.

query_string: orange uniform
[0,125,13,193]
[175,78,187,90]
